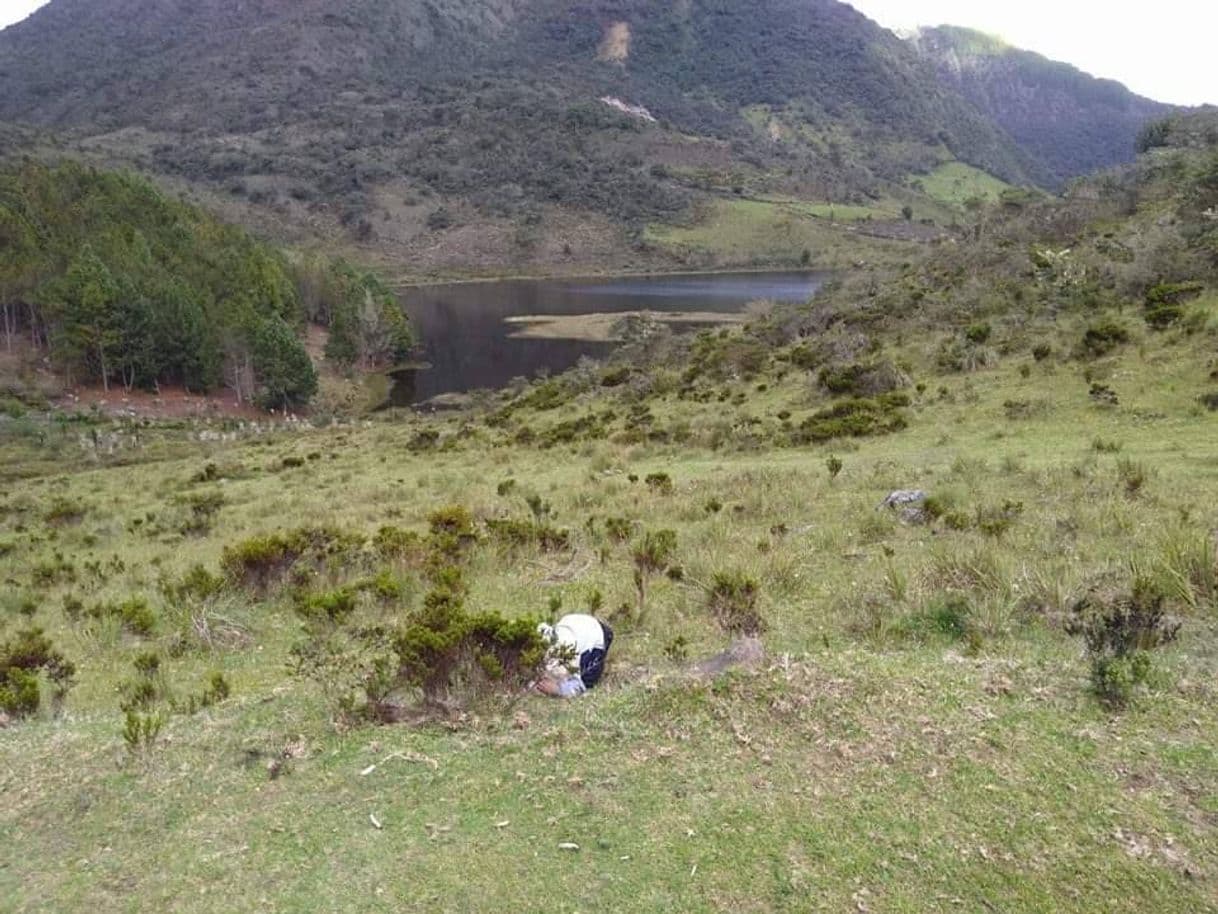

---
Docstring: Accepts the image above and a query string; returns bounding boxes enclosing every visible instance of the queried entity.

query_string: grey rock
[878,489,928,510]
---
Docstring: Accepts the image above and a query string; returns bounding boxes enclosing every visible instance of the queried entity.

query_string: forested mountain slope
[910,26,1178,189]
[0,0,1036,272]
[0,161,409,409]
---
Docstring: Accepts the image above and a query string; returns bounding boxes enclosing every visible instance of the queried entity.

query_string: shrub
[1031,343,1053,362]
[1003,399,1048,420]
[605,516,636,542]
[427,506,478,565]
[1066,578,1180,708]
[792,393,909,444]
[897,596,978,649]
[159,564,226,610]
[44,497,85,526]
[975,500,1023,538]
[964,323,992,345]
[0,628,76,718]
[1199,392,1218,412]
[221,526,365,591]
[87,596,158,636]
[372,525,425,562]
[1089,383,1119,407]
[818,359,906,397]
[122,709,166,755]
[30,553,76,588]
[706,572,765,635]
[1144,281,1204,330]
[175,490,225,536]
[645,472,674,495]
[1079,320,1130,358]
[359,568,407,604]
[119,651,168,713]
[391,568,547,706]
[397,608,545,703]
[601,367,632,387]
[428,505,476,538]
[663,636,690,662]
[826,455,844,480]
[1116,458,1150,498]
[633,529,677,575]
[485,518,571,553]
[631,529,678,619]
[524,494,552,521]
[293,587,358,626]
[407,429,440,452]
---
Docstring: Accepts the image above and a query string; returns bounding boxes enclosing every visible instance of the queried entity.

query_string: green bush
[174,490,225,536]
[1079,320,1130,358]
[87,596,158,636]
[359,568,407,604]
[372,525,425,562]
[631,529,678,620]
[605,516,636,542]
[707,572,765,635]
[161,564,226,604]
[0,627,76,718]
[393,569,547,705]
[122,709,166,755]
[818,359,906,397]
[293,587,358,626]
[1066,578,1180,708]
[485,518,571,553]
[644,472,674,495]
[1144,281,1204,330]
[964,323,992,345]
[221,526,365,590]
[792,393,910,444]
[407,429,440,453]
[1116,458,1150,498]
[897,596,976,647]
[975,500,1023,538]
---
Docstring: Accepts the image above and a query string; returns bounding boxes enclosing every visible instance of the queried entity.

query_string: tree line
[0,159,412,410]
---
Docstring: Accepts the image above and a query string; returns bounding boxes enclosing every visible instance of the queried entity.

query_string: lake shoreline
[393,264,832,290]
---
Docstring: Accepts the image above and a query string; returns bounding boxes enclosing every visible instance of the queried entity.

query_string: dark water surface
[390,270,826,405]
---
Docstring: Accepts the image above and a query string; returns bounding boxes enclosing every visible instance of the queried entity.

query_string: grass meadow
[2,318,1218,912]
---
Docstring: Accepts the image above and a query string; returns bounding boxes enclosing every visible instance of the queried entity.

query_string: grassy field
[3,303,1218,912]
[644,198,911,268]
[914,162,1012,206]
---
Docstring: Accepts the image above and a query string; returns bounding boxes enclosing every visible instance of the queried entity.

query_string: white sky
[846,0,1216,106]
[0,0,1214,105]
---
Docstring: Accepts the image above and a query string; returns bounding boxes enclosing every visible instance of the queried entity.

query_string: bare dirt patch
[597,21,631,63]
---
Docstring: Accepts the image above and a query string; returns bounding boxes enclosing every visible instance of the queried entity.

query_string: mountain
[909,25,1177,189]
[0,0,1047,271]
[0,1,1179,275]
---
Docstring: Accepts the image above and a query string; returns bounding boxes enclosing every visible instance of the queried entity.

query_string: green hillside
[911,25,1178,188]
[0,0,1048,274]
[2,114,1217,913]
[0,160,408,409]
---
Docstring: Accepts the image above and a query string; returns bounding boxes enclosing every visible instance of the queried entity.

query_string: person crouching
[535,613,614,698]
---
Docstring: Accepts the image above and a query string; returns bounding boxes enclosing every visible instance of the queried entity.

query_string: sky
[0,0,1213,105]
[846,0,1216,106]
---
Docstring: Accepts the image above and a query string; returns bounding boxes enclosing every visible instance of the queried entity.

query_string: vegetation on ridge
[0,160,411,410]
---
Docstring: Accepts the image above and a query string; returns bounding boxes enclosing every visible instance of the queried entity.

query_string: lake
[388,270,827,406]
